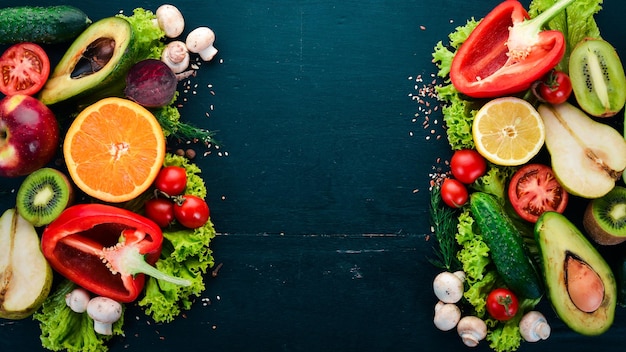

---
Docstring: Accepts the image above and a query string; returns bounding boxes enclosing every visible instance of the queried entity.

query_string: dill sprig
[428,186,462,271]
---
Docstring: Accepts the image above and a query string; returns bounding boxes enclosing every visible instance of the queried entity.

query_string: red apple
[0,95,59,177]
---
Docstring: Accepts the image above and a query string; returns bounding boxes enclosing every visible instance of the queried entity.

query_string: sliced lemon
[472,97,545,166]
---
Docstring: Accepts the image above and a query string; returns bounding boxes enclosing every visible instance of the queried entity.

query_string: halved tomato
[0,42,50,96]
[508,163,568,223]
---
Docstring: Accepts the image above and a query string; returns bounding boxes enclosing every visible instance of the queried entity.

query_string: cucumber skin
[0,6,91,45]
[469,192,543,299]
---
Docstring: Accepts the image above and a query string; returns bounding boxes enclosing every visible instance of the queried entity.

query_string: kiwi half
[583,186,626,245]
[569,38,626,118]
[16,168,73,227]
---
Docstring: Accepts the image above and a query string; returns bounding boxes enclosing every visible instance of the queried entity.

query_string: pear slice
[0,208,53,319]
[538,102,626,199]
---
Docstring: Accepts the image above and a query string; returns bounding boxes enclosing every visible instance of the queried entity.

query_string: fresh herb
[153,104,218,145]
[428,186,461,271]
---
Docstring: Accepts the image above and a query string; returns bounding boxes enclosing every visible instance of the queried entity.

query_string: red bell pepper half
[450,0,576,98]
[41,204,190,303]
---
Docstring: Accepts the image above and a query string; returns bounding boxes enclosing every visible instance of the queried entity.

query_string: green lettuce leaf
[116,8,166,61]
[528,0,603,72]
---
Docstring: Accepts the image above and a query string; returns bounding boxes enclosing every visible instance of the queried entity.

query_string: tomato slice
[508,163,568,223]
[0,42,50,96]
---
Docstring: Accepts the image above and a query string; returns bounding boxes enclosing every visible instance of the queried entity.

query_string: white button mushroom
[65,288,91,313]
[433,301,461,331]
[86,296,123,335]
[186,27,218,61]
[161,40,190,73]
[433,270,465,304]
[519,311,551,342]
[457,316,487,347]
[156,4,185,38]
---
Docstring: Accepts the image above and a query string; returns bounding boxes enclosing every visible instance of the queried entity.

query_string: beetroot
[124,59,177,108]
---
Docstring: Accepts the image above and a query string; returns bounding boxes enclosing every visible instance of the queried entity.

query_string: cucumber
[0,6,91,45]
[469,192,543,299]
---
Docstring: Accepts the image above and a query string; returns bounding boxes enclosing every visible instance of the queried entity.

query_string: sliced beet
[124,59,177,108]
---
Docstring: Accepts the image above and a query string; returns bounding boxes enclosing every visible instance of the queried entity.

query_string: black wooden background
[2,1,626,351]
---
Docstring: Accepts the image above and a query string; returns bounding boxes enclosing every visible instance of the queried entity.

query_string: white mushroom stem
[457,316,487,347]
[156,4,185,38]
[433,270,465,304]
[87,296,123,335]
[186,27,218,61]
[161,40,190,73]
[65,288,91,313]
[519,311,551,342]
[433,301,461,331]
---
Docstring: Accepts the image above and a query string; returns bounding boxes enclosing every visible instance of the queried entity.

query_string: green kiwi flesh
[569,38,626,118]
[583,186,626,245]
[16,168,73,227]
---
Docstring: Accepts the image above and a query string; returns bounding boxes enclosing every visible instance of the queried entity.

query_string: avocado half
[535,212,616,335]
[39,17,136,106]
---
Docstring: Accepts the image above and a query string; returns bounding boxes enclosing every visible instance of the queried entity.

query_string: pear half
[0,208,53,319]
[538,102,626,199]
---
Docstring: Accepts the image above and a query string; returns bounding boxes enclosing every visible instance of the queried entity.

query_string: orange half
[63,97,166,203]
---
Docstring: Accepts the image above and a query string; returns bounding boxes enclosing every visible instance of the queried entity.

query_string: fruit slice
[569,38,626,118]
[538,102,626,199]
[583,186,626,245]
[472,97,545,166]
[535,212,616,335]
[63,97,166,203]
[38,17,137,105]
[16,167,73,227]
[0,208,53,319]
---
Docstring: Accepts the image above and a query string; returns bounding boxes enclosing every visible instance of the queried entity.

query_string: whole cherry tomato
[486,288,519,321]
[450,149,487,184]
[0,42,50,96]
[144,198,175,228]
[154,166,187,196]
[440,178,468,208]
[537,70,572,105]
[174,194,210,229]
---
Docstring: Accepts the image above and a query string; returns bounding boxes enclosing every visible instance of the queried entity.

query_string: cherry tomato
[174,194,210,229]
[486,288,519,321]
[440,178,468,208]
[508,163,568,223]
[537,70,572,105]
[0,42,50,96]
[450,149,487,184]
[154,166,187,196]
[144,198,176,228]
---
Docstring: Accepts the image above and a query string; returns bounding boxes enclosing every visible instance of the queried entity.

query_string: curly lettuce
[34,280,124,352]
[116,8,166,61]
[470,165,517,202]
[431,19,480,150]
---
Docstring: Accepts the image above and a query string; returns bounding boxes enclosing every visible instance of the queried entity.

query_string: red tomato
[537,70,572,105]
[450,149,487,184]
[0,43,50,96]
[154,166,187,196]
[144,198,175,228]
[174,194,210,229]
[440,178,468,208]
[508,163,568,223]
[486,288,519,321]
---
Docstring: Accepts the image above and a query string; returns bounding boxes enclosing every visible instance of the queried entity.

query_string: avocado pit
[71,37,116,79]
[565,254,604,313]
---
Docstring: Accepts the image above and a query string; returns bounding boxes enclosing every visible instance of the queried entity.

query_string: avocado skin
[535,212,616,335]
[39,16,137,106]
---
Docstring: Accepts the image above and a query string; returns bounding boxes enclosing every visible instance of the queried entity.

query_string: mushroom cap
[65,288,91,313]
[519,311,551,342]
[156,4,185,38]
[457,316,487,347]
[433,271,464,304]
[162,40,190,73]
[87,296,123,323]
[186,27,218,60]
[433,301,461,331]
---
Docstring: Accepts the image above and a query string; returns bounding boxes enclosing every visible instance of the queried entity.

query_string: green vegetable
[34,280,124,352]
[137,154,216,323]
[470,164,516,202]
[0,5,91,44]
[428,186,461,271]
[153,103,218,145]
[432,19,480,150]
[469,192,542,300]
[116,8,166,61]
[528,0,604,73]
